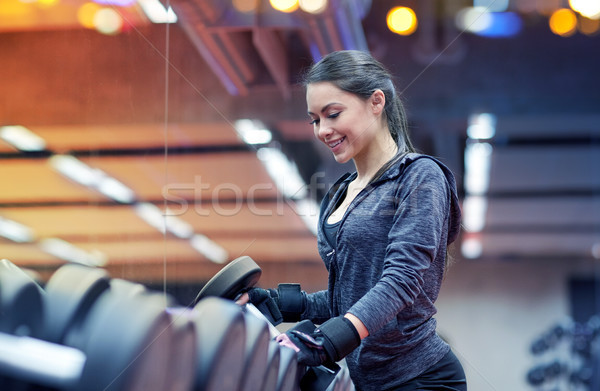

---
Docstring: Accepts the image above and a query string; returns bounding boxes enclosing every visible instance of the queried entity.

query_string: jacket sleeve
[301,290,332,324]
[347,159,451,335]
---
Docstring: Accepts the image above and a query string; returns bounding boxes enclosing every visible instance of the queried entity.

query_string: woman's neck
[352,131,398,185]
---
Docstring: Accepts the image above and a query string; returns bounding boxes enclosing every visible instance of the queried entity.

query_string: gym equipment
[277,343,299,391]
[197,255,355,391]
[72,289,173,391]
[263,340,282,391]
[239,311,271,391]
[0,262,181,390]
[193,296,247,391]
[2,256,340,391]
[0,259,45,338]
[164,308,198,391]
[194,255,261,303]
[43,264,111,344]
[0,286,172,390]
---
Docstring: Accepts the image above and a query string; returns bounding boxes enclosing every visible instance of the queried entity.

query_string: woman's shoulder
[390,153,447,178]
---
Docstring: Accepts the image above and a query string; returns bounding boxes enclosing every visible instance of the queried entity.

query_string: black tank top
[323,187,347,246]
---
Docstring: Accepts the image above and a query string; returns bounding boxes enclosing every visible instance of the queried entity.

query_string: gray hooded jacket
[301,153,462,390]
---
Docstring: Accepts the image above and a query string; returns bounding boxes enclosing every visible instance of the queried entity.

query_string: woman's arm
[344,312,369,339]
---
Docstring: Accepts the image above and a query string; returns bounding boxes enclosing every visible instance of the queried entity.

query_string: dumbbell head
[0,259,44,338]
[71,289,173,391]
[277,345,298,391]
[43,264,111,344]
[193,297,247,391]
[196,255,347,391]
[193,256,261,304]
[239,312,271,391]
[263,340,281,391]
[0,287,173,391]
[164,308,198,391]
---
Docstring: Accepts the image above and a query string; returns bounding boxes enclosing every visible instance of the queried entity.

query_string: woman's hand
[235,292,249,305]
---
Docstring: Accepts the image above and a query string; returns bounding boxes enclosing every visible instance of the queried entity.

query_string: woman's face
[306,81,381,164]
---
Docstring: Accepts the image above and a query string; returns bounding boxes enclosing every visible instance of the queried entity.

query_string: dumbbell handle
[245,303,281,338]
[0,332,85,388]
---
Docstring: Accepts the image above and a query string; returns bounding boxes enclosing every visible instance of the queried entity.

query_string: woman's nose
[317,123,332,140]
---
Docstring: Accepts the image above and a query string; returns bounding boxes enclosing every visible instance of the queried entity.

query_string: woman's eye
[328,112,340,119]
[309,119,320,125]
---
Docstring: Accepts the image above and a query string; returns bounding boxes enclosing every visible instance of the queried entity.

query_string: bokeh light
[549,8,578,36]
[569,0,600,19]
[232,0,259,13]
[0,0,31,17]
[474,0,509,12]
[77,2,102,29]
[578,15,600,35]
[386,6,418,36]
[93,7,123,35]
[299,0,327,14]
[455,7,493,33]
[270,0,299,13]
[477,12,522,37]
[92,0,136,5]
[37,0,59,7]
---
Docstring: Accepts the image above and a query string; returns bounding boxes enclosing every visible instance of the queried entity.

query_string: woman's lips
[328,137,345,152]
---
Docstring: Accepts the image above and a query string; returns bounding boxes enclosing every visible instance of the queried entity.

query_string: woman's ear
[370,89,385,114]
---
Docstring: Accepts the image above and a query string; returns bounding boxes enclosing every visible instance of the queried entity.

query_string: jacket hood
[330,152,462,245]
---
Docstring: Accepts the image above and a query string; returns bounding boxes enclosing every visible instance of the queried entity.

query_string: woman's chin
[332,153,351,164]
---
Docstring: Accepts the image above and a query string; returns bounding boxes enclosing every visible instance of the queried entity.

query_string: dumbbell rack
[0,258,354,391]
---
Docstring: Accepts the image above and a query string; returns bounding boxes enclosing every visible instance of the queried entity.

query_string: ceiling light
[134,203,167,234]
[467,113,496,140]
[97,177,136,204]
[461,236,483,259]
[50,155,136,204]
[190,234,228,264]
[293,198,319,235]
[462,195,488,232]
[49,155,102,187]
[386,6,418,36]
[137,0,177,23]
[464,142,492,195]
[0,125,46,152]
[134,203,194,238]
[569,0,600,19]
[234,119,273,145]
[299,0,327,14]
[257,147,307,199]
[0,217,35,243]
[39,238,107,267]
[270,0,299,13]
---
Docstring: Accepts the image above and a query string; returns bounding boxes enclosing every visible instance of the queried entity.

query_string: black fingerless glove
[278,316,361,367]
[247,283,306,325]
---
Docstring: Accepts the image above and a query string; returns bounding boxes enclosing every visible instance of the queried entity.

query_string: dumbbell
[0,259,45,339]
[194,255,354,391]
[45,262,264,391]
[44,263,251,391]
[107,272,253,391]
[0,262,179,390]
[193,255,300,391]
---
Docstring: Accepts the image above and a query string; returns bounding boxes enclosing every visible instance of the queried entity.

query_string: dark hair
[303,50,415,155]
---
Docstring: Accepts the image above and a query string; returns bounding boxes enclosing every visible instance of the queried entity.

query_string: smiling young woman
[243,50,466,391]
